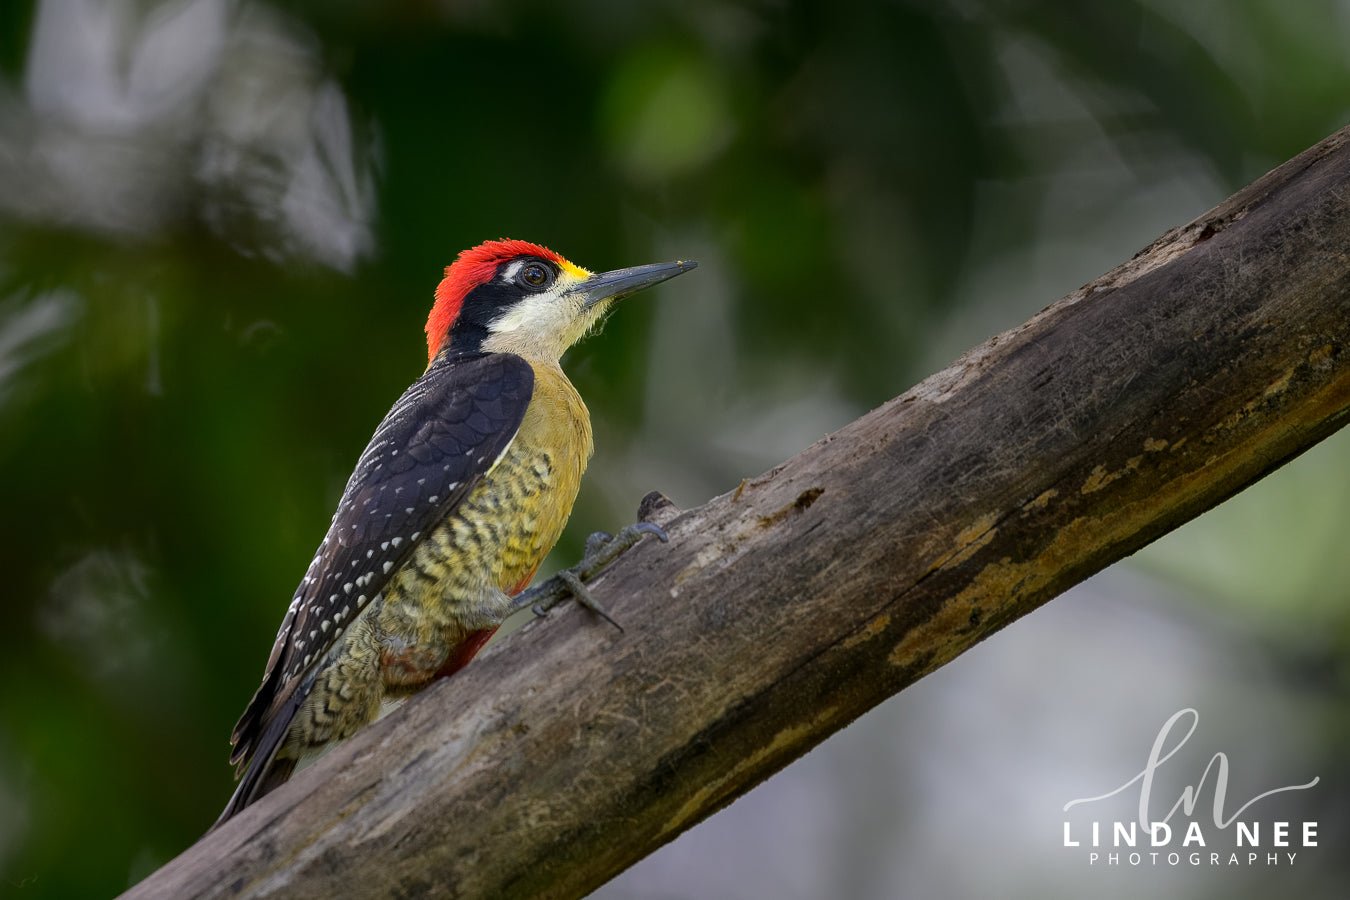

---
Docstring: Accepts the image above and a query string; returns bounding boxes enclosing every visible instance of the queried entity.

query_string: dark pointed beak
[576,259,698,311]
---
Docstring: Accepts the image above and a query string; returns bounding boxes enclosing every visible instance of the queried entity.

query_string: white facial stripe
[487,286,569,335]
[501,260,525,281]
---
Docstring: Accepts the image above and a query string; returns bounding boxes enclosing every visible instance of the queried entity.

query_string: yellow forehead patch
[559,258,591,281]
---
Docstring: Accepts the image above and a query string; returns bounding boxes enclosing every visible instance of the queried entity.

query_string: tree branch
[127,125,1350,899]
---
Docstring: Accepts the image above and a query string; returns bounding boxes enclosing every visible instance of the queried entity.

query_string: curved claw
[632,521,669,543]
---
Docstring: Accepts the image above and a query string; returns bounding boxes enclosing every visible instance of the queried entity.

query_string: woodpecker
[218,239,696,823]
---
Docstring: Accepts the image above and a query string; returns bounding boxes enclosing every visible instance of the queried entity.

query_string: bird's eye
[519,262,553,290]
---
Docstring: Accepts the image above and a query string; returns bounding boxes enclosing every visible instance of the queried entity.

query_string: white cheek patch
[488,289,569,334]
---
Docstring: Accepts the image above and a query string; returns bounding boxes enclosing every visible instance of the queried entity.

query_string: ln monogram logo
[1061,708,1319,868]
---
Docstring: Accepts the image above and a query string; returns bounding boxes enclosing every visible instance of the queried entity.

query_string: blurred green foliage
[1,0,1348,896]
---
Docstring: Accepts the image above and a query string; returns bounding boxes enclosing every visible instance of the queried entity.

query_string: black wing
[221,351,533,814]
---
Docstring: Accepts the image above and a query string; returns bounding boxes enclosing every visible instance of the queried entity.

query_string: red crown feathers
[426,239,565,361]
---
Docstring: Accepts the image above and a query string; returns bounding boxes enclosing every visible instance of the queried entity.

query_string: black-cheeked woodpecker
[218,239,696,823]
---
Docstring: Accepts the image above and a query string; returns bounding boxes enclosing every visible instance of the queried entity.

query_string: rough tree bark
[127,126,1350,899]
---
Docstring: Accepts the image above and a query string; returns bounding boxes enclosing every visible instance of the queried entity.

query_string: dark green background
[1,1,1348,897]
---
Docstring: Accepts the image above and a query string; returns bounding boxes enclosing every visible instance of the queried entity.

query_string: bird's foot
[510,521,669,630]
